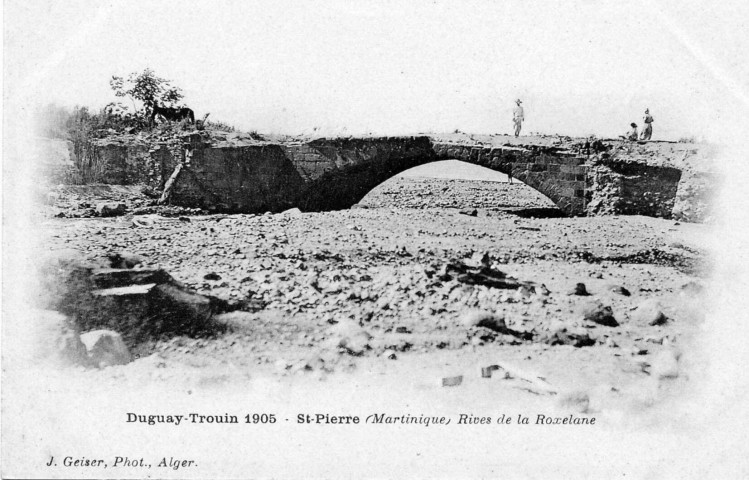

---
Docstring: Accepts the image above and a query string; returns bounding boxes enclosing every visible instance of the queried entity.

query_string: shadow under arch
[357,159,561,212]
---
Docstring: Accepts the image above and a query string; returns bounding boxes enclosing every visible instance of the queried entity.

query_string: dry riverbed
[26,175,714,420]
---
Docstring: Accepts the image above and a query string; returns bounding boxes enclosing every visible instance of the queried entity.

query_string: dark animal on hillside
[148,101,195,125]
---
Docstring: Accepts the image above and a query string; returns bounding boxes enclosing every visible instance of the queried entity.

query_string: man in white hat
[513,99,524,137]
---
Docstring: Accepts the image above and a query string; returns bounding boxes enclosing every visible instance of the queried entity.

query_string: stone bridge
[163,135,683,217]
[66,133,706,219]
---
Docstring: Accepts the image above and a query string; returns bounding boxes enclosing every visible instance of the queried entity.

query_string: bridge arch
[283,137,587,215]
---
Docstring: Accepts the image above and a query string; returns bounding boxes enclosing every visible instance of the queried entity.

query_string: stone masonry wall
[432,143,588,214]
[72,140,152,185]
[170,143,306,212]
[586,158,682,218]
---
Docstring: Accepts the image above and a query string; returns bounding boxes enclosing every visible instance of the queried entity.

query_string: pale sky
[5,0,749,141]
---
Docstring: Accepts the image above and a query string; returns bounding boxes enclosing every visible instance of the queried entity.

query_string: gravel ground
[33,173,712,409]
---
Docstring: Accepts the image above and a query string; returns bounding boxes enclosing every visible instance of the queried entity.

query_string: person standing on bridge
[513,99,524,137]
[640,108,654,140]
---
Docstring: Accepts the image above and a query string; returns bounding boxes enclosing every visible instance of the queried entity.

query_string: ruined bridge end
[430,141,588,215]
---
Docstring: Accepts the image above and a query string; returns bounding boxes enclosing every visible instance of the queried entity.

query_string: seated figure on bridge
[622,123,639,141]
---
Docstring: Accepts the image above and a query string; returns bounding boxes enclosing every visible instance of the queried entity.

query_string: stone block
[530,163,547,172]
[91,269,174,289]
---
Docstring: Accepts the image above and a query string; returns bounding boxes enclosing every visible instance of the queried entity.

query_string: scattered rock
[441,260,531,290]
[441,375,463,387]
[204,272,222,281]
[282,208,302,216]
[106,252,145,269]
[539,327,596,347]
[515,285,534,303]
[481,365,503,378]
[607,284,631,296]
[579,300,619,327]
[632,298,668,326]
[569,283,590,296]
[461,310,507,332]
[332,322,372,356]
[80,330,131,368]
[459,209,478,217]
[95,203,126,217]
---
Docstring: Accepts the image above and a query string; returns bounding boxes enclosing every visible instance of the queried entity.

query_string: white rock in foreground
[80,330,131,368]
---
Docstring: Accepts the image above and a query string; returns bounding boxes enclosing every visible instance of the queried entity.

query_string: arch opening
[357,159,562,214]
